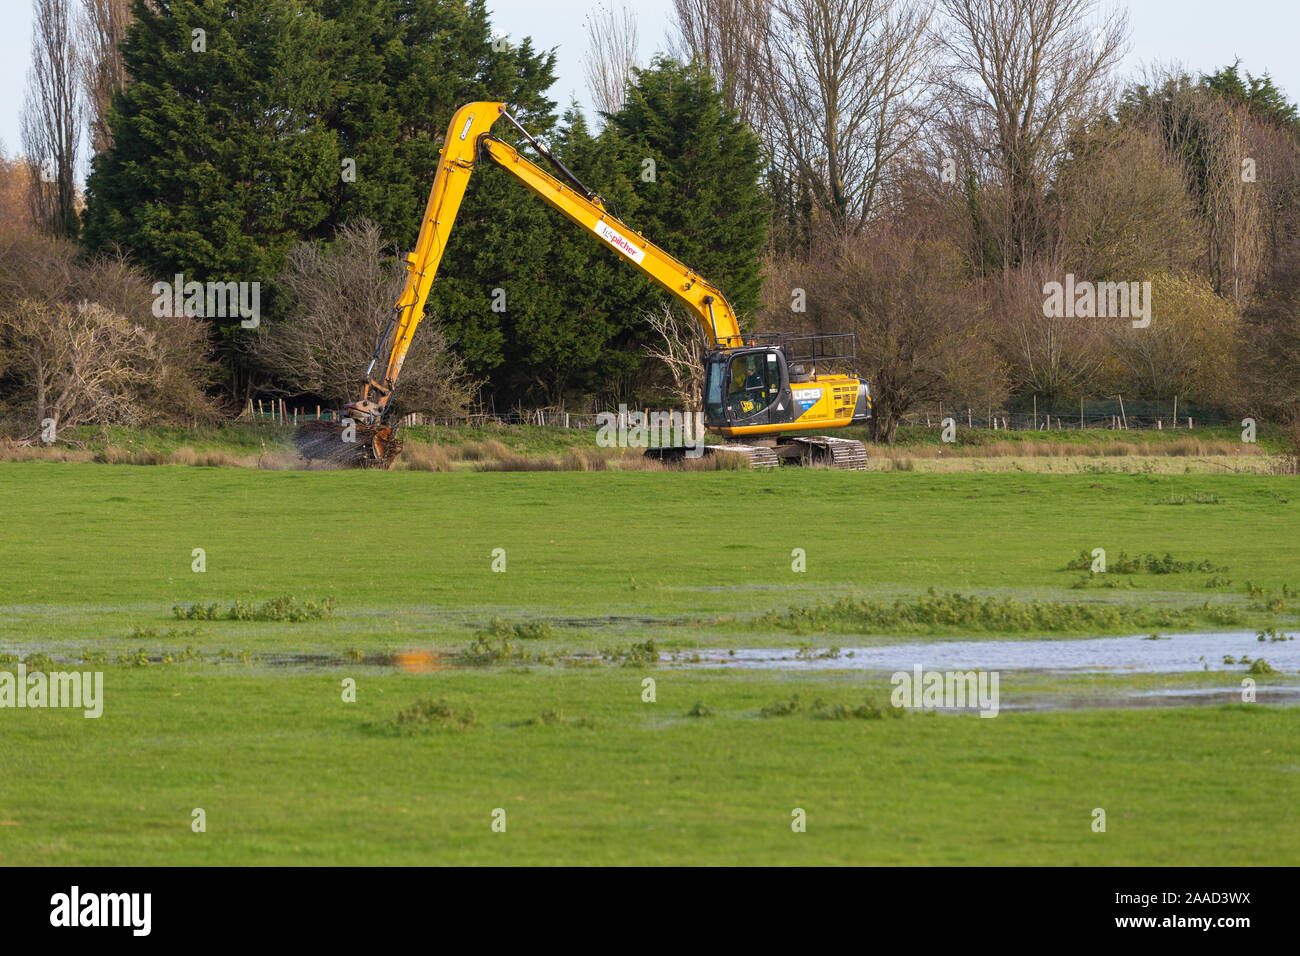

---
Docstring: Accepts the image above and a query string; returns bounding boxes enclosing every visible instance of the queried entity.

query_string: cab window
[704,357,728,422]
[726,351,779,418]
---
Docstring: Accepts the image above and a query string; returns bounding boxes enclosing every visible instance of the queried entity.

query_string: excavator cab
[704,348,787,428]
[703,333,872,452]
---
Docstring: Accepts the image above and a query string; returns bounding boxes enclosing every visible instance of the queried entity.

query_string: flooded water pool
[671,630,1299,674]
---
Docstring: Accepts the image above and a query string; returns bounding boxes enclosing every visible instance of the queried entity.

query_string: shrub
[173,602,220,621]
[813,700,886,720]
[457,635,550,666]
[562,448,608,471]
[479,617,554,641]
[173,596,337,622]
[759,588,1245,634]
[760,694,803,717]
[385,697,476,734]
[602,640,658,665]
[0,235,219,430]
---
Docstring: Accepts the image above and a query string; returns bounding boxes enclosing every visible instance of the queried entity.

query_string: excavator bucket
[293,420,402,469]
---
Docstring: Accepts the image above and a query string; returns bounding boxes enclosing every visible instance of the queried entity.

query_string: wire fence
[238,398,608,429]
[241,397,1243,433]
[902,408,1239,432]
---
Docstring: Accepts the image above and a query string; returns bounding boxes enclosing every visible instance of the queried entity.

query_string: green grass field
[1,461,1298,865]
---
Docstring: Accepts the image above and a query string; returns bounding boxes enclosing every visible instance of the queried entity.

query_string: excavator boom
[349,101,742,428]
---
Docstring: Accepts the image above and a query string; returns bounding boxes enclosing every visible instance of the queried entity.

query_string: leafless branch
[583,2,641,117]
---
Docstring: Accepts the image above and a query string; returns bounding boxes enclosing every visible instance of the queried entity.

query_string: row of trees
[4,0,1300,439]
[4,0,767,426]
[661,0,1300,438]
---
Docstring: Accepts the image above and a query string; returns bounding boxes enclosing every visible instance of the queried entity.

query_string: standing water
[673,631,1299,674]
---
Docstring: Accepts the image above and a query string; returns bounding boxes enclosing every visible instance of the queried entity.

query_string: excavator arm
[300,100,870,471]
[348,101,744,430]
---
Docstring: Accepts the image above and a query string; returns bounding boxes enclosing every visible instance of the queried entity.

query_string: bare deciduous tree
[795,228,985,441]
[1052,123,1202,279]
[759,0,938,236]
[642,304,706,412]
[0,233,218,429]
[21,0,84,238]
[254,220,476,419]
[991,260,1108,400]
[582,2,640,117]
[1208,102,1263,307]
[79,0,133,155]
[1120,66,1269,307]
[0,300,157,427]
[1241,265,1300,424]
[936,0,1129,269]
[669,0,769,126]
[1247,117,1300,279]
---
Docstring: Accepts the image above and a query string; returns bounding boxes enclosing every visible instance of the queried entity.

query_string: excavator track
[643,443,779,468]
[711,444,780,468]
[652,439,863,469]
[787,436,868,470]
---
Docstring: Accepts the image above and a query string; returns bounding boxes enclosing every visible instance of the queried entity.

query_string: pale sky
[1,0,1297,167]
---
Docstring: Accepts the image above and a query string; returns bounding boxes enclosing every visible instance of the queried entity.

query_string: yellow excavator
[298,102,870,469]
